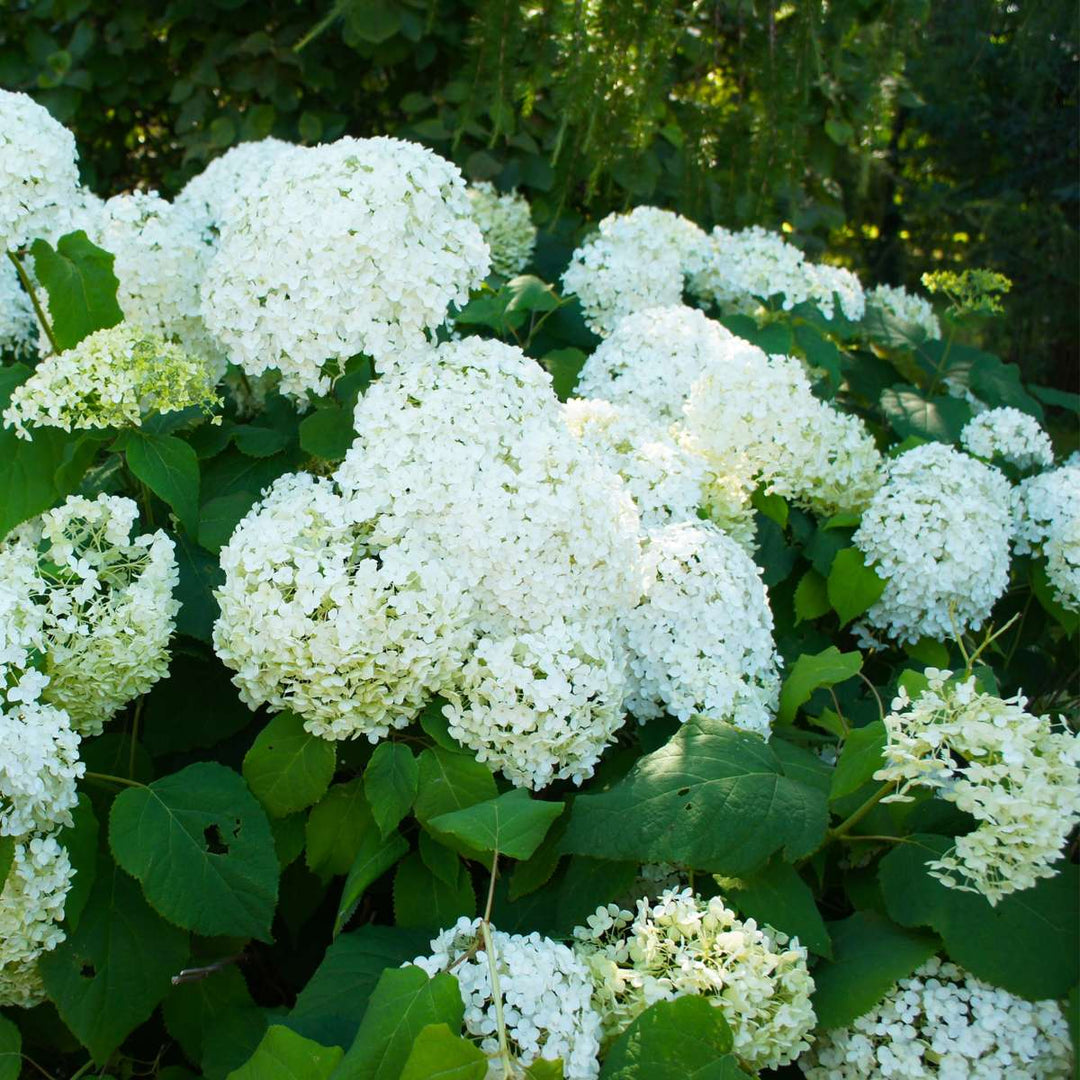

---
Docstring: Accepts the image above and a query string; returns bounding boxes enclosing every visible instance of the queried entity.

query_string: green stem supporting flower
[7,248,60,355]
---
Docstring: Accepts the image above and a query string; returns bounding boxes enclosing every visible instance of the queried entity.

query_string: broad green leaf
[827,548,886,627]
[39,862,189,1064]
[542,347,586,401]
[163,966,260,1068]
[777,647,863,725]
[58,793,98,929]
[364,743,419,839]
[228,1025,343,1080]
[203,1009,271,1080]
[243,711,338,818]
[398,1024,486,1080]
[0,1014,20,1080]
[829,722,887,803]
[414,748,498,859]
[508,815,567,901]
[332,966,464,1080]
[300,404,355,461]
[272,812,307,869]
[418,699,463,751]
[879,835,1079,1000]
[199,491,257,555]
[811,911,939,1030]
[29,231,123,349]
[335,830,409,936]
[794,569,830,624]
[524,1062,565,1079]
[504,274,559,314]
[726,858,832,958]
[429,790,565,861]
[751,488,788,528]
[307,779,377,879]
[599,996,745,1079]
[109,762,279,941]
[556,856,639,935]
[393,853,475,928]
[174,531,224,642]
[559,721,828,876]
[880,386,971,443]
[0,836,12,893]
[419,831,462,887]
[125,430,200,534]
[232,424,290,458]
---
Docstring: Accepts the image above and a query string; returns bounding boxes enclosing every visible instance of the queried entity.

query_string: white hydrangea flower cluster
[0,835,75,1008]
[411,917,603,1079]
[874,669,1080,904]
[0,255,37,358]
[0,89,79,251]
[960,407,1055,471]
[853,444,1013,642]
[213,471,474,742]
[621,522,779,736]
[202,136,489,399]
[866,283,942,340]
[574,887,816,1072]
[800,957,1073,1079]
[562,398,707,530]
[3,323,219,439]
[680,349,883,517]
[562,209,709,336]
[689,226,866,321]
[466,181,537,277]
[1012,464,1080,611]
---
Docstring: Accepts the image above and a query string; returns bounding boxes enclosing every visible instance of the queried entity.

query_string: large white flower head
[800,957,1073,1079]
[961,407,1054,471]
[573,888,816,1072]
[874,669,1080,904]
[0,834,74,1009]
[213,471,474,742]
[3,323,219,439]
[852,444,1013,642]
[201,136,489,399]
[3,493,180,736]
[866,283,942,340]
[1012,464,1080,611]
[466,181,537,278]
[0,254,37,359]
[562,209,709,336]
[620,522,780,735]
[412,917,603,1079]
[680,350,883,517]
[0,90,79,251]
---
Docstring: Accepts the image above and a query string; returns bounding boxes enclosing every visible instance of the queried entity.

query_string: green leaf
[726,858,832,958]
[751,488,788,528]
[164,966,260,1069]
[878,835,1079,999]
[335,830,409,936]
[58,793,99,929]
[28,231,123,349]
[880,386,971,443]
[109,762,279,941]
[272,812,307,869]
[555,856,639,935]
[599,996,745,1079]
[0,1014,21,1080]
[299,404,355,461]
[559,721,828,876]
[824,117,854,145]
[307,779,377,879]
[232,424,290,458]
[174,531,224,642]
[199,491,258,554]
[523,1062,565,1080]
[418,700,462,751]
[39,861,189,1064]
[829,721,886,802]
[794,569,830,624]
[413,747,498,828]
[508,815,567,901]
[393,853,475,928]
[363,743,419,839]
[332,966,464,1080]
[243,711,338,818]
[504,274,559,314]
[228,1025,343,1080]
[429,790,565,862]
[542,347,586,401]
[0,836,12,893]
[398,1024,487,1080]
[811,912,940,1030]
[125,431,200,534]
[777,647,863,725]
[419,831,462,887]
[827,548,886,627]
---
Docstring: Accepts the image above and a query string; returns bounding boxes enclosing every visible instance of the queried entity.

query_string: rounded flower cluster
[0,89,79,251]
[466,181,537,277]
[201,136,489,399]
[960,407,1054,471]
[412,917,603,1079]
[562,209,709,336]
[853,444,1013,642]
[866,283,942,340]
[3,323,220,439]
[1012,464,1080,611]
[574,888,816,1072]
[621,522,780,736]
[0,255,37,358]
[800,958,1073,1079]
[874,669,1080,904]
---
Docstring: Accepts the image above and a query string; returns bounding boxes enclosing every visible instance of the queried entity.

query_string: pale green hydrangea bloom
[467,181,537,277]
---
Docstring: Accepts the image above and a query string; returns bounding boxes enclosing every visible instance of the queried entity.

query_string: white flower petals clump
[202,137,488,399]
[213,471,473,742]
[0,90,79,251]
[1012,464,1080,611]
[621,522,779,736]
[412,917,603,1079]
[0,835,74,1008]
[3,324,219,439]
[961,407,1054,471]
[800,958,1073,1079]
[874,669,1080,904]
[467,181,537,277]
[562,209,709,336]
[853,444,1012,642]
[574,888,815,1072]
[866,283,942,340]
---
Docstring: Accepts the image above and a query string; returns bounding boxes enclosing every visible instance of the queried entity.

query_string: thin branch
[7,249,59,354]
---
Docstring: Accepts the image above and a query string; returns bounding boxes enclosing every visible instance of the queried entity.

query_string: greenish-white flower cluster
[865,282,942,339]
[1012,463,1080,612]
[466,181,537,277]
[961,406,1054,471]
